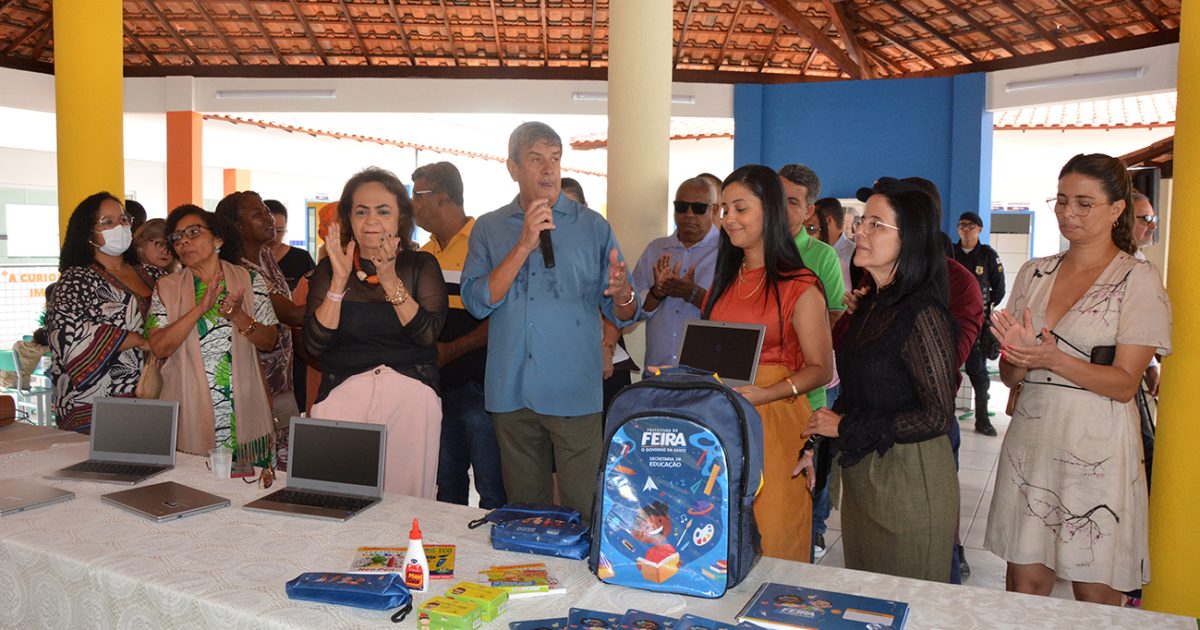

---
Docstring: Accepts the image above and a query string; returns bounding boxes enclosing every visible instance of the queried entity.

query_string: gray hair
[778,164,821,206]
[1131,191,1152,207]
[412,161,465,207]
[508,121,562,164]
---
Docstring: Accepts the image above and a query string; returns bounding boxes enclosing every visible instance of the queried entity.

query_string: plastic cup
[209,447,233,480]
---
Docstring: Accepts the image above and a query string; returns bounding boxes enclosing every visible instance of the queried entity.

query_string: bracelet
[385,282,409,306]
[782,376,800,402]
[688,285,700,306]
[238,319,259,336]
[325,290,346,303]
[617,287,636,308]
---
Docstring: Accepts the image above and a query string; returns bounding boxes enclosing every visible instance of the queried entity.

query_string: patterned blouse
[241,248,293,398]
[47,263,162,433]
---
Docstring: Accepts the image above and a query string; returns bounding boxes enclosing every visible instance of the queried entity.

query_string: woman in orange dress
[703,164,832,562]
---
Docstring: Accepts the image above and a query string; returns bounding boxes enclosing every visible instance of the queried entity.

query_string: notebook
[243,417,386,521]
[0,479,75,516]
[101,480,230,523]
[675,320,767,387]
[46,398,179,485]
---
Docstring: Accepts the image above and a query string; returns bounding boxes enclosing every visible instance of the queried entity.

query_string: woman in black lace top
[804,181,960,582]
[303,167,448,498]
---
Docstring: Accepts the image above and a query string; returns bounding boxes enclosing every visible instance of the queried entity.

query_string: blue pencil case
[468,502,582,529]
[491,516,592,560]
[285,572,412,622]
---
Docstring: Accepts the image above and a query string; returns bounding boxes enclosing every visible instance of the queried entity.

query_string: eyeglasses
[1136,215,1158,226]
[166,224,211,245]
[95,214,133,229]
[852,216,900,236]
[673,201,711,215]
[1046,197,1111,217]
[412,189,436,198]
[957,222,980,231]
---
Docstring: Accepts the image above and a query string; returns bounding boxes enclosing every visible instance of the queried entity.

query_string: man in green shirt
[778,164,846,410]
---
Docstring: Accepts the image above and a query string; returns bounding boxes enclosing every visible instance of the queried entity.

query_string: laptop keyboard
[66,461,165,476]
[262,489,374,512]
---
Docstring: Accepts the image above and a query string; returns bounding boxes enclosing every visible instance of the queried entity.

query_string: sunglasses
[673,201,711,215]
[1136,215,1158,226]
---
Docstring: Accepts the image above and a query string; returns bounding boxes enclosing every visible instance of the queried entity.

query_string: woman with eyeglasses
[303,167,448,498]
[47,192,165,433]
[803,180,960,581]
[985,154,1171,605]
[147,205,279,466]
[703,164,832,562]
[133,218,179,273]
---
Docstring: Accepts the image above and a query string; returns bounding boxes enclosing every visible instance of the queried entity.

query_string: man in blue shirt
[461,121,639,522]
[632,177,720,368]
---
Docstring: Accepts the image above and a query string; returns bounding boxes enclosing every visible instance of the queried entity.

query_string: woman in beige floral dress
[986,153,1171,606]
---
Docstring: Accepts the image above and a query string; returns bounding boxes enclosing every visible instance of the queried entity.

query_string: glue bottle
[404,518,429,592]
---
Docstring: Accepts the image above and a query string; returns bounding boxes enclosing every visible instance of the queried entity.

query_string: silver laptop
[243,417,385,522]
[47,398,179,485]
[0,479,75,516]
[101,480,229,522]
[676,320,767,387]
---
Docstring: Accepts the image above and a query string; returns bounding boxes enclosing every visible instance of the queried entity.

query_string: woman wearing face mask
[303,167,447,498]
[47,192,164,433]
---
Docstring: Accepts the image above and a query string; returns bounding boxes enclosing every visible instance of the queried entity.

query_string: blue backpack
[588,367,764,598]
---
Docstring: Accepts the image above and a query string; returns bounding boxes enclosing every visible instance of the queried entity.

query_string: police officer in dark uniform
[954,211,1005,436]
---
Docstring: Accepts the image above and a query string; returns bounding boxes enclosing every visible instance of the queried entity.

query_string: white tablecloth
[0,442,1191,629]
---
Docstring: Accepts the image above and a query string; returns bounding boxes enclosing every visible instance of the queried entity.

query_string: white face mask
[97,225,132,256]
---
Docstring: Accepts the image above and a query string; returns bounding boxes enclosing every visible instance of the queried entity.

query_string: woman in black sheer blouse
[803,181,960,582]
[304,167,448,498]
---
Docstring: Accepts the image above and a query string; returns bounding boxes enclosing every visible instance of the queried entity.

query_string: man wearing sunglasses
[631,178,720,368]
[1132,191,1158,254]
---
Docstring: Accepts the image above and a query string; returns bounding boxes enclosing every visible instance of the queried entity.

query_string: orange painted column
[223,169,251,196]
[166,111,203,210]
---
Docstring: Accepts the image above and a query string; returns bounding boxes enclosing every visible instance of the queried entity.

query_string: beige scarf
[158,260,273,458]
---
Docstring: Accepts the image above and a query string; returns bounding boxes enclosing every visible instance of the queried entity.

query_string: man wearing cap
[953,211,1005,437]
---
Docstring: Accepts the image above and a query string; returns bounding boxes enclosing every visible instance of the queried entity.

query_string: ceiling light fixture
[1004,67,1145,93]
[572,92,696,104]
[215,89,337,100]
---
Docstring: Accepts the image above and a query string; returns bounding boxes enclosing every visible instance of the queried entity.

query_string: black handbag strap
[390,601,412,623]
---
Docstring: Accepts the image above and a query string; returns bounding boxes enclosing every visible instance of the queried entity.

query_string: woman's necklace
[353,255,379,285]
[736,263,765,299]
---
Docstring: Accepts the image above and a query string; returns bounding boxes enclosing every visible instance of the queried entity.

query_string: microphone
[539,230,555,268]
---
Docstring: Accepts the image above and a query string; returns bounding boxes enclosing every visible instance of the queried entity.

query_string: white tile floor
[814,376,1080,601]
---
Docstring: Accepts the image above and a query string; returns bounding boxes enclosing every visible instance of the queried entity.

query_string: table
[0,442,1191,629]
[0,421,87,455]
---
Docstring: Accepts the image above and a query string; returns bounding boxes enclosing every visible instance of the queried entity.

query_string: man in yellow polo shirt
[413,161,505,509]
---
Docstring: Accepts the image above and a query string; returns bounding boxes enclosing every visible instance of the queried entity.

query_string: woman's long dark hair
[337,167,415,250]
[867,181,949,307]
[703,164,815,332]
[59,191,139,271]
[165,204,242,264]
[1058,153,1137,255]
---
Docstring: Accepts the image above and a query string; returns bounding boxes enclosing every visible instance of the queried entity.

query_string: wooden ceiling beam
[675,0,696,69]
[853,15,942,70]
[715,0,746,71]
[935,0,1020,57]
[144,1,201,65]
[587,0,597,67]
[801,19,836,75]
[385,0,418,66]
[0,0,19,14]
[336,0,371,65]
[437,0,458,67]
[238,0,288,65]
[876,0,976,62]
[1125,0,1168,32]
[540,0,549,66]
[757,22,782,72]
[193,1,246,65]
[124,23,161,66]
[286,0,329,64]
[990,0,1062,49]
[1052,0,1113,41]
[758,0,865,79]
[864,45,905,76]
[488,0,506,65]
[1,13,50,58]
[29,17,53,61]
[821,0,873,78]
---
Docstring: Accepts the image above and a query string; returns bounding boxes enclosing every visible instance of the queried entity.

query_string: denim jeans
[436,380,507,509]
[811,384,838,538]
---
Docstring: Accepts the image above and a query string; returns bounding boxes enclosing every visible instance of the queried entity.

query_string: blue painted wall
[734,72,994,240]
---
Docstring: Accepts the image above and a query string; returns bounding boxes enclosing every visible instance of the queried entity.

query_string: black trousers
[964,343,990,426]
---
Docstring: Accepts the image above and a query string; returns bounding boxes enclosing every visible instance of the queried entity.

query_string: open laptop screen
[91,398,177,459]
[677,320,766,386]
[289,420,383,489]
